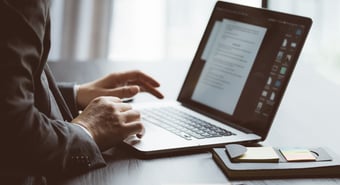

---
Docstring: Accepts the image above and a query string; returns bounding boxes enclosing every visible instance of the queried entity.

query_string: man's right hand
[71,96,143,151]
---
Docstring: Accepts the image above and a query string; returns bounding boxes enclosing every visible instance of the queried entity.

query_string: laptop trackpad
[124,122,200,153]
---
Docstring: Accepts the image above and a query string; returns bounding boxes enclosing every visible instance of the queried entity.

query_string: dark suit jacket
[0,0,106,184]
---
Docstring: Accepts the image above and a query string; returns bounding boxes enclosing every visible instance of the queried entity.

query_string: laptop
[124,1,312,156]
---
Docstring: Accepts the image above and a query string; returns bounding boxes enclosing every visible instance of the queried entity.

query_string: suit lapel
[44,65,74,121]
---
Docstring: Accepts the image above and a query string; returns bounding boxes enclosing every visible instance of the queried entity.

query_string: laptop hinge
[227,122,254,134]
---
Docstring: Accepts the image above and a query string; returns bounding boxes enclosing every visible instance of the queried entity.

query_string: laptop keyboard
[141,107,235,140]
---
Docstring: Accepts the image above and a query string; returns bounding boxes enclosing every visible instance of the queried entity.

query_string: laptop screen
[178,1,312,139]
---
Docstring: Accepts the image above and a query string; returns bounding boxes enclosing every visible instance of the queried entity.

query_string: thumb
[108,85,140,98]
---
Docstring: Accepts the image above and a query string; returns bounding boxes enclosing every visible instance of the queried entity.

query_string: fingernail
[136,133,143,138]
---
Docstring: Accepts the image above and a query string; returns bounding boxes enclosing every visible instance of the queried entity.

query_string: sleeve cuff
[74,84,80,112]
[73,123,93,139]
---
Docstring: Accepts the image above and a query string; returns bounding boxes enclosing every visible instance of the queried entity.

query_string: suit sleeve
[57,82,80,117]
[0,0,105,178]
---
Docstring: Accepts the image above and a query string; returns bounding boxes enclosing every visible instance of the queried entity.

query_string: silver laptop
[124,1,312,156]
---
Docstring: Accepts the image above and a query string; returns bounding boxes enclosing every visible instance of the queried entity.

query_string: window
[108,0,262,62]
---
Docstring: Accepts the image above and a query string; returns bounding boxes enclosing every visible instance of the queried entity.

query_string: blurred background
[48,0,340,84]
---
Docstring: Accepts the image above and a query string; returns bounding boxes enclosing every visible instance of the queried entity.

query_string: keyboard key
[141,107,235,140]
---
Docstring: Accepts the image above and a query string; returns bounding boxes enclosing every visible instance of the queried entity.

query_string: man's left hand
[76,70,164,109]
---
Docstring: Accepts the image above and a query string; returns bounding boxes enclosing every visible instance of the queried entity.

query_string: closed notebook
[212,146,340,179]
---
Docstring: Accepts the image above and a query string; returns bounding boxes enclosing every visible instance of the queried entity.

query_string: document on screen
[192,19,267,115]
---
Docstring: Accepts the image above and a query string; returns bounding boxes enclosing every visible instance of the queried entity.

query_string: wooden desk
[49,59,340,185]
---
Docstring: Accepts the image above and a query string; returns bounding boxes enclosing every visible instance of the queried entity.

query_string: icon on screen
[270,92,276,101]
[283,54,292,65]
[262,90,268,97]
[274,80,281,87]
[291,42,297,48]
[272,65,279,72]
[255,102,263,112]
[267,76,272,85]
[276,51,284,62]
[296,28,302,35]
[280,67,287,75]
[282,39,288,47]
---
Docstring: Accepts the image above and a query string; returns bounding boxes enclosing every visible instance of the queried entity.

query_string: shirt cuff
[74,123,93,139]
[74,84,80,111]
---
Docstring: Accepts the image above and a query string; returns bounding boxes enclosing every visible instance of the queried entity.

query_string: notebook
[212,145,340,179]
[123,1,312,156]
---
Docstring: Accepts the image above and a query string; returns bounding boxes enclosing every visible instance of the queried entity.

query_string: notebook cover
[212,147,340,179]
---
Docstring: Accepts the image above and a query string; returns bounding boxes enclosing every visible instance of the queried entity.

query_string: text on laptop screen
[192,19,267,115]
[178,2,312,138]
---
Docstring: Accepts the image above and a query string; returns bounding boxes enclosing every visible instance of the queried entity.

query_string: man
[0,0,163,184]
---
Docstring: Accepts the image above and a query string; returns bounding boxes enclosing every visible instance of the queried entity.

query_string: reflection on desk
[49,60,340,185]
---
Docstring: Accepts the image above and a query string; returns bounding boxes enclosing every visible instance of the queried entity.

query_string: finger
[143,83,164,99]
[122,121,144,138]
[114,102,133,112]
[120,109,141,123]
[134,81,164,99]
[136,126,145,138]
[98,96,122,103]
[107,85,140,99]
[117,70,161,87]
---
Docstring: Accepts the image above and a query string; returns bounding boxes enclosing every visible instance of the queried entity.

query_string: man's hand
[76,70,164,109]
[72,96,143,151]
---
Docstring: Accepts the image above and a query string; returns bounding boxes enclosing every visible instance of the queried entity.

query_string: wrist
[72,120,94,139]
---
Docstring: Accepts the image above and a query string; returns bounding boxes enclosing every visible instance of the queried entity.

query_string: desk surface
[49,59,340,185]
